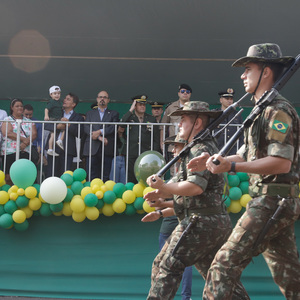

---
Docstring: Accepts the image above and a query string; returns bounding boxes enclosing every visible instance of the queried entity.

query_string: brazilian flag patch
[272,120,288,133]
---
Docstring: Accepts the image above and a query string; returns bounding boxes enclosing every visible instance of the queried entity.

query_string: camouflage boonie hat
[232,43,295,67]
[169,101,222,119]
[164,134,187,145]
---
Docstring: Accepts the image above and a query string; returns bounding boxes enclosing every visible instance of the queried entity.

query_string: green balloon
[134,197,144,210]
[227,174,240,187]
[125,203,136,216]
[63,188,74,202]
[239,181,249,194]
[113,183,126,198]
[96,199,104,209]
[103,190,116,204]
[1,184,11,192]
[16,195,29,208]
[134,151,165,186]
[4,200,18,214]
[32,183,40,194]
[237,172,249,181]
[73,168,87,182]
[125,182,134,190]
[0,205,5,216]
[71,181,84,195]
[50,202,64,212]
[60,173,74,186]
[229,187,242,201]
[83,181,91,187]
[40,203,52,216]
[0,213,13,228]
[14,220,29,231]
[84,193,98,207]
[9,159,37,189]
[222,195,231,208]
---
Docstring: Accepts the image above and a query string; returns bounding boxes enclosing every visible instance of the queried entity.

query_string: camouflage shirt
[237,94,300,191]
[171,136,224,215]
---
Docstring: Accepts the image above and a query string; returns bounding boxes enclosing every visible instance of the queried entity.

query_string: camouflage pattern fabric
[203,95,300,300]
[146,137,250,300]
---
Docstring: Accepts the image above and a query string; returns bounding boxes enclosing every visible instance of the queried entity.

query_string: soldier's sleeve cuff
[186,175,208,191]
[267,142,294,161]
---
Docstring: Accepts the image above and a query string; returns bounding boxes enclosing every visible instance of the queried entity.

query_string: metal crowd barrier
[0,119,243,184]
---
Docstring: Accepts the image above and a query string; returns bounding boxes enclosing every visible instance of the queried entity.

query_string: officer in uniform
[150,102,164,123]
[144,101,249,300]
[188,43,300,299]
[215,88,244,155]
[120,95,160,183]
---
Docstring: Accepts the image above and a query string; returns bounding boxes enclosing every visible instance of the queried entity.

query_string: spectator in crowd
[1,98,37,184]
[24,104,43,157]
[142,134,193,300]
[150,102,164,123]
[214,88,244,155]
[0,108,8,169]
[160,84,192,175]
[44,85,64,156]
[109,126,126,184]
[83,90,119,181]
[120,95,160,183]
[45,93,84,177]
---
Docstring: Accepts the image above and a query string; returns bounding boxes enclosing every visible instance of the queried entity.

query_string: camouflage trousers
[146,213,250,300]
[203,195,300,300]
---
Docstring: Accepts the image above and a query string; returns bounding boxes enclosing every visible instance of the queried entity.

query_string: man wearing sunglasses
[160,84,192,168]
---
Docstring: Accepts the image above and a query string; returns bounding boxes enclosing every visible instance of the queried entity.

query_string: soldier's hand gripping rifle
[213,54,300,165]
[155,92,250,178]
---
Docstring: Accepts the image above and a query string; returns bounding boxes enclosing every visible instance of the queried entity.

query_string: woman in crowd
[1,98,37,184]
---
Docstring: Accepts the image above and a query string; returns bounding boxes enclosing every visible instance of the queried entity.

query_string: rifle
[213,54,300,165]
[156,92,250,178]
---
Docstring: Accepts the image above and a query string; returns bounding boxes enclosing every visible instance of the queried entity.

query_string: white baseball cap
[49,85,61,95]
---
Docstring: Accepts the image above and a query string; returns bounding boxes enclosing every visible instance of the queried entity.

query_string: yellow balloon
[17,188,25,196]
[85,207,100,220]
[91,184,101,193]
[122,190,136,204]
[136,209,145,214]
[0,191,9,205]
[39,193,46,203]
[132,183,145,198]
[143,200,155,213]
[112,198,126,214]
[64,170,74,176]
[62,202,72,216]
[53,211,63,216]
[102,203,115,216]
[9,192,18,201]
[105,180,116,191]
[12,210,27,223]
[25,186,37,199]
[100,185,108,194]
[72,211,86,222]
[0,170,5,183]
[228,200,242,213]
[81,186,93,199]
[70,197,85,213]
[240,194,252,208]
[9,185,19,193]
[21,206,33,218]
[91,178,104,187]
[143,186,156,197]
[0,180,6,187]
[29,197,42,211]
[95,190,104,199]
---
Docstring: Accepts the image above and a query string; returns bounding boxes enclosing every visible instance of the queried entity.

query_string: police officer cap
[178,84,192,93]
[218,88,235,98]
[132,95,148,103]
[150,101,164,108]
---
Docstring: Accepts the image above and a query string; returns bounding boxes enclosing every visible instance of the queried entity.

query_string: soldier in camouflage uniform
[144,101,249,300]
[188,43,300,299]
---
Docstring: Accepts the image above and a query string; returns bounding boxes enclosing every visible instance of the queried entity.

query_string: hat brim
[169,109,222,119]
[232,56,295,67]
[164,135,186,145]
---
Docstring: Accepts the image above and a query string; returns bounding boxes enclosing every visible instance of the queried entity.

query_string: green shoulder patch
[271,120,288,133]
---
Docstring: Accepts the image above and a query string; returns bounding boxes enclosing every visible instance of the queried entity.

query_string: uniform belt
[179,205,224,221]
[252,183,299,198]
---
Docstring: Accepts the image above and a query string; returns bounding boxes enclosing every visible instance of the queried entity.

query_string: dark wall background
[0,0,300,121]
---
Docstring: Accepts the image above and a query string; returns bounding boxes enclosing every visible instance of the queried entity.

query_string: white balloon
[40,177,67,204]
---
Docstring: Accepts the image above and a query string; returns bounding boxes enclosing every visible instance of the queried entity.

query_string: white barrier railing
[0,119,243,184]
